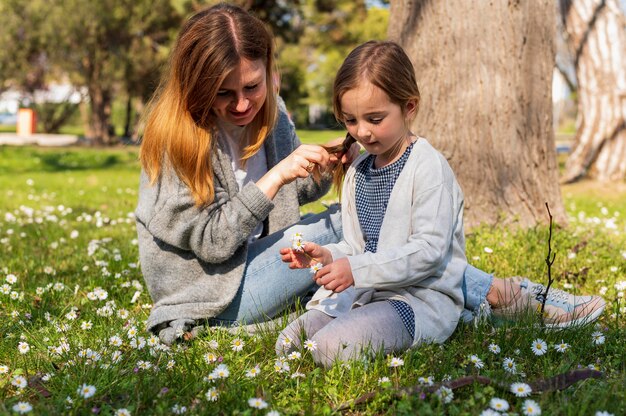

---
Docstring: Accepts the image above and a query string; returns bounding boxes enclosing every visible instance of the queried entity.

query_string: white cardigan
[306,138,466,346]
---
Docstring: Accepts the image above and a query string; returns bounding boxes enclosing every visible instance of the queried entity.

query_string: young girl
[277,41,467,367]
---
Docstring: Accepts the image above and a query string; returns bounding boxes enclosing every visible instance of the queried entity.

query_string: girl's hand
[279,242,332,269]
[314,258,354,293]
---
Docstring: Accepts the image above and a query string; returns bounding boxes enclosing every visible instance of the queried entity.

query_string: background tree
[389,0,566,228]
[559,0,626,183]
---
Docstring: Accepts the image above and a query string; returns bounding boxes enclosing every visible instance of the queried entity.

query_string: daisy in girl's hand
[280,233,331,271]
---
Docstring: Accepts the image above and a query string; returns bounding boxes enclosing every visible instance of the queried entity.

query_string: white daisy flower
[591,331,605,345]
[291,233,304,252]
[248,397,268,409]
[502,357,517,374]
[310,262,323,274]
[204,353,218,364]
[595,411,614,416]
[303,339,317,351]
[231,338,245,352]
[378,376,391,384]
[77,383,96,399]
[521,399,541,415]
[290,371,305,378]
[166,360,175,370]
[12,402,33,414]
[213,364,229,378]
[80,321,93,330]
[489,397,509,412]
[435,386,453,403]
[245,365,261,378]
[418,376,434,386]
[114,409,131,416]
[0,364,9,374]
[488,343,501,354]
[287,351,301,360]
[6,274,17,284]
[205,387,219,402]
[510,382,532,397]
[389,357,404,367]
[554,340,570,353]
[281,336,292,348]
[480,409,500,416]
[11,375,27,389]
[531,339,547,356]
[469,354,484,369]
[17,342,30,354]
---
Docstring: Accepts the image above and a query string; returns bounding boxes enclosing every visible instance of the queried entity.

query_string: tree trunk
[389,0,566,228]
[88,84,115,146]
[560,0,626,183]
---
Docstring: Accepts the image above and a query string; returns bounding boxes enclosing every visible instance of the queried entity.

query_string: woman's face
[212,58,267,126]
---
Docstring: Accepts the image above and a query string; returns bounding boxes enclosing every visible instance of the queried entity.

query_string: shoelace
[530,284,569,304]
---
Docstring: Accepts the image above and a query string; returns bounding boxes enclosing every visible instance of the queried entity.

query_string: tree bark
[389,0,566,228]
[560,0,626,183]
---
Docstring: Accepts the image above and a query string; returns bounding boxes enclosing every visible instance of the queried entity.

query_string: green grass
[0,145,624,415]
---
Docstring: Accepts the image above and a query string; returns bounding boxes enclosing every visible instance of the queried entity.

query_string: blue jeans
[214,204,493,324]
[213,204,342,324]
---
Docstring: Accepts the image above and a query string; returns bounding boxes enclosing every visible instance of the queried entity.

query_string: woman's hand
[314,258,354,293]
[257,145,336,199]
[324,135,361,165]
[279,242,332,269]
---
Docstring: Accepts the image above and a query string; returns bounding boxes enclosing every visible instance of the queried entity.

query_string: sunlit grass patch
[0,145,624,415]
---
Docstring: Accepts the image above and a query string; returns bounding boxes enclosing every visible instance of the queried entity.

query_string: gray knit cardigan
[135,108,331,331]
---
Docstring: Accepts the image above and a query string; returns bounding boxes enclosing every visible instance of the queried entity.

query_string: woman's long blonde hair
[140,3,277,206]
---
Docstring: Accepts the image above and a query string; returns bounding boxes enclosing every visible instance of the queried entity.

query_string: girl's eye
[369,117,383,124]
[216,90,230,97]
[245,84,259,91]
[344,119,356,125]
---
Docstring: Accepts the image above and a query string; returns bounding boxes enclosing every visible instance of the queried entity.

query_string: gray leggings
[275,301,413,368]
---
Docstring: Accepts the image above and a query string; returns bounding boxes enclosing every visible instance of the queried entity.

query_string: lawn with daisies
[1,144,625,415]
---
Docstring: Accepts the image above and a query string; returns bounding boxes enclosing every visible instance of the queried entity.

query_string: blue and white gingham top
[354,142,416,338]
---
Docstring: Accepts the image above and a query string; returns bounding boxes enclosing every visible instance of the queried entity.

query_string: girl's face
[212,58,267,126]
[339,80,416,158]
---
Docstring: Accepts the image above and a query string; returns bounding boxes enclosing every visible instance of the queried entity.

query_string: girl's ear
[404,99,418,119]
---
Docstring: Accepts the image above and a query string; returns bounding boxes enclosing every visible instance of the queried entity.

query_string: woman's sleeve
[136,171,274,264]
[274,99,332,205]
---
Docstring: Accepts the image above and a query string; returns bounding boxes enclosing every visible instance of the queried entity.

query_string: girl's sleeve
[136,171,273,264]
[348,174,461,289]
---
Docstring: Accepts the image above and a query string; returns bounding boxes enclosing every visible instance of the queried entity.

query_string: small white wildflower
[436,386,453,403]
[231,338,245,352]
[389,357,404,367]
[80,321,93,330]
[287,351,301,360]
[591,331,606,345]
[248,397,268,409]
[531,339,547,356]
[77,383,96,399]
[12,402,33,414]
[303,339,317,351]
[489,397,509,412]
[503,357,517,374]
[488,343,501,354]
[203,352,218,364]
[554,340,570,353]
[510,382,532,397]
[205,387,219,402]
[6,274,17,284]
[418,376,434,386]
[11,375,27,389]
[521,399,541,415]
[378,376,391,385]
[310,262,323,274]
[483,247,493,253]
[114,409,131,416]
[469,354,484,369]
[18,342,30,354]
[245,365,261,378]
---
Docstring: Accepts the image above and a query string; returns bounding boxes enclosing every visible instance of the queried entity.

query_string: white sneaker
[492,277,606,329]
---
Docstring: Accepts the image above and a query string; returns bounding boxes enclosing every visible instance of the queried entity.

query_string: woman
[135,3,604,345]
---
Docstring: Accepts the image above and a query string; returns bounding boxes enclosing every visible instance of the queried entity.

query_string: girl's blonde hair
[328,41,421,191]
[140,3,277,206]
